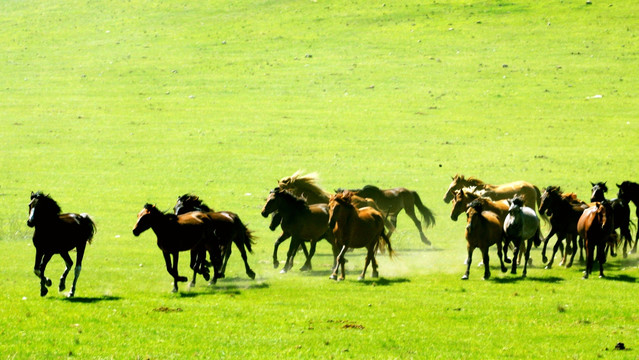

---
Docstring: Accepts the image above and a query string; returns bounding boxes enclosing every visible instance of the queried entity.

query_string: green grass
[1,0,638,358]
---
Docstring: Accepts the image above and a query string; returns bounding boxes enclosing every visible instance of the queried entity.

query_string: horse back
[466,210,502,247]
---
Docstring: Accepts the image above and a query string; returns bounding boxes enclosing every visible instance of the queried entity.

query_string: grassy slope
[1,0,638,358]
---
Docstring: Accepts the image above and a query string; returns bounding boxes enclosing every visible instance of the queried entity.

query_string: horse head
[261,188,280,218]
[590,182,608,203]
[27,191,61,227]
[328,192,354,229]
[133,203,158,236]
[443,174,465,203]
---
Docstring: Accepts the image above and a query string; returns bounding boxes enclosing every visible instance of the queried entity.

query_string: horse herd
[25,172,639,297]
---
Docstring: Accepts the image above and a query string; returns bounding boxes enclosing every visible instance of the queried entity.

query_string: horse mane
[331,191,356,208]
[32,191,61,215]
[467,199,484,212]
[455,174,485,187]
[144,203,177,220]
[278,170,331,199]
[511,196,525,207]
[176,194,213,212]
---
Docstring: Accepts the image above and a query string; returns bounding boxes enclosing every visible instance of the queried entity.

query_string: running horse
[27,192,96,297]
[443,174,541,211]
[503,196,542,277]
[461,199,507,280]
[261,188,332,273]
[616,181,639,253]
[578,201,615,279]
[174,194,256,281]
[343,185,435,245]
[133,204,222,292]
[590,182,632,258]
[328,192,394,281]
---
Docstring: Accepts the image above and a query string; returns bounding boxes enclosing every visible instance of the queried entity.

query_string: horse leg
[58,252,73,292]
[359,247,374,281]
[282,237,301,273]
[481,246,491,280]
[596,242,606,278]
[566,234,578,268]
[38,253,54,297]
[583,239,592,279]
[330,245,346,280]
[578,236,585,263]
[522,237,535,278]
[621,226,632,258]
[217,244,232,279]
[502,239,512,264]
[33,248,45,278]
[462,245,474,280]
[510,239,520,275]
[272,232,290,269]
[300,241,316,272]
[547,233,565,269]
[371,253,379,278]
[383,217,396,240]
[496,239,507,273]
[541,229,556,263]
[404,207,431,245]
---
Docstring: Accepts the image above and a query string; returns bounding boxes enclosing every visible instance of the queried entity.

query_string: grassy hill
[1,0,638,358]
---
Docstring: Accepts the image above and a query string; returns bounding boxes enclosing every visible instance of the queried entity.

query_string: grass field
[1,0,638,358]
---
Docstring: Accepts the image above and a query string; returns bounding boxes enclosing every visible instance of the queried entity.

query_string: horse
[591,182,633,258]
[578,202,615,279]
[343,185,435,245]
[503,196,542,277]
[462,200,507,280]
[538,186,588,269]
[328,192,393,281]
[443,174,541,211]
[132,204,222,292]
[27,192,96,297]
[174,194,256,281]
[617,181,639,253]
[261,188,332,273]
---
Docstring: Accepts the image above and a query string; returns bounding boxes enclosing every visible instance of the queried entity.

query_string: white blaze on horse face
[29,206,36,223]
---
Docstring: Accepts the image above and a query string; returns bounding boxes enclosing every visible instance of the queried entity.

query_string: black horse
[27,192,96,297]
[174,194,256,281]
[616,181,639,254]
[591,182,633,258]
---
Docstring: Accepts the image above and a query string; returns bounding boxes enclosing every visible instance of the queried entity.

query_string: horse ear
[603,181,607,186]
[591,182,595,187]
[616,183,621,188]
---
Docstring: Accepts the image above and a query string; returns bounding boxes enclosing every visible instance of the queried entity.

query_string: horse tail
[376,231,394,259]
[79,213,97,244]
[412,191,435,228]
[234,216,256,254]
[534,227,542,247]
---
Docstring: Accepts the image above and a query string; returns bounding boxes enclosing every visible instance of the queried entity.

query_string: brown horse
[591,182,633,258]
[261,188,332,273]
[278,170,332,204]
[538,186,588,269]
[174,194,256,281]
[328,192,393,281]
[132,204,222,292]
[444,174,541,211]
[578,202,615,279]
[343,185,435,245]
[462,200,507,280]
[27,192,96,297]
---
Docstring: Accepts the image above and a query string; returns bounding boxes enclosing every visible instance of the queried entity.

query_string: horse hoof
[372,272,379,278]
[357,276,365,281]
[422,238,432,246]
[202,272,211,281]
[247,270,256,279]
[66,292,75,298]
[504,258,512,264]
[544,265,552,270]
[299,265,311,272]
[483,275,490,280]
[171,287,178,293]
[599,274,605,278]
[501,267,507,273]
[40,288,48,297]
[59,283,66,292]
[273,261,279,269]
[279,269,288,274]
[337,277,345,282]
[46,278,52,287]
[542,256,548,263]
[329,274,337,280]
[461,274,469,280]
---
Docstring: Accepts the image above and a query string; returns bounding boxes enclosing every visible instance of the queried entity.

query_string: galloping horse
[578,202,615,279]
[132,204,222,292]
[27,192,96,297]
[538,186,588,269]
[174,194,256,281]
[344,185,435,245]
[328,192,393,281]
[261,188,332,273]
[503,197,542,277]
[617,181,639,253]
[443,174,541,211]
[462,200,507,280]
[590,182,633,258]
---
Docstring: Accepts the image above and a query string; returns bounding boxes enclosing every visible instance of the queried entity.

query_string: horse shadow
[63,295,122,303]
[492,275,564,284]
[358,277,411,286]
[175,280,271,298]
[602,274,637,283]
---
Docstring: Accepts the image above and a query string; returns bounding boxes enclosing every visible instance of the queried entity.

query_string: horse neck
[276,197,309,218]
[293,184,330,203]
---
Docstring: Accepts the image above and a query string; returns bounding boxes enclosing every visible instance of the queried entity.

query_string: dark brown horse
[591,182,633,258]
[538,186,588,269]
[343,185,435,245]
[462,200,507,280]
[578,202,615,279]
[132,204,222,292]
[444,174,541,211]
[27,192,96,297]
[261,188,332,273]
[174,194,256,281]
[617,181,639,253]
[328,192,393,281]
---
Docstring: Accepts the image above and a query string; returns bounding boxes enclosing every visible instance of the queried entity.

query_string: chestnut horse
[462,200,507,280]
[261,188,332,273]
[591,182,632,258]
[342,185,435,245]
[328,192,393,281]
[174,194,256,281]
[617,181,639,253]
[538,186,587,269]
[132,204,221,292]
[503,197,542,277]
[444,174,541,211]
[27,192,96,297]
[578,202,615,279]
